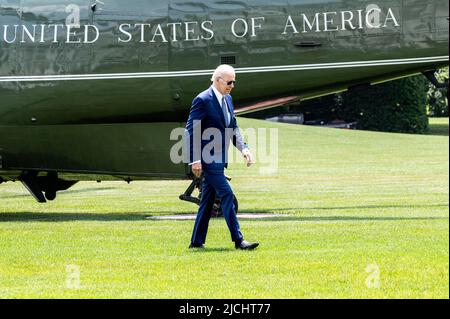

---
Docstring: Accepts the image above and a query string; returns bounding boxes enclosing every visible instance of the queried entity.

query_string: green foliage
[295,94,338,121]
[250,74,434,134]
[337,75,430,134]
[427,68,449,117]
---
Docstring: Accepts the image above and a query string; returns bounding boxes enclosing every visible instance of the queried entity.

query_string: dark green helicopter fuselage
[0,0,448,184]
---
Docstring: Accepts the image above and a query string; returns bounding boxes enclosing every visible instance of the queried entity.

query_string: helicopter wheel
[45,190,56,201]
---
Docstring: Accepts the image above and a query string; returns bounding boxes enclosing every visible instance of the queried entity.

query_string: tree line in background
[427,68,449,118]
[245,68,448,134]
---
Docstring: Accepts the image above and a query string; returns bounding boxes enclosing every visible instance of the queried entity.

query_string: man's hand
[243,149,255,167]
[191,162,203,178]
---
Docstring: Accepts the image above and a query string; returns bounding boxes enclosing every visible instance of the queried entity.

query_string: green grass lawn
[0,118,448,299]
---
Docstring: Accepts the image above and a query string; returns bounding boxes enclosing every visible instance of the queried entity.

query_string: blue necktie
[221,96,229,127]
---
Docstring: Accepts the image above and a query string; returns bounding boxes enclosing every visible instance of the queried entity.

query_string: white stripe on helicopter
[0,56,448,82]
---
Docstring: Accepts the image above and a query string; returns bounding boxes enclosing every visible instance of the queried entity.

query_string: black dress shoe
[235,240,259,250]
[189,243,205,249]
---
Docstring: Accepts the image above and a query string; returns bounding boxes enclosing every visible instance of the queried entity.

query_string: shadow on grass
[237,204,448,221]
[0,187,117,199]
[0,212,148,222]
[189,247,235,253]
[0,209,447,223]
[260,216,448,222]
[241,203,448,213]
[427,123,449,136]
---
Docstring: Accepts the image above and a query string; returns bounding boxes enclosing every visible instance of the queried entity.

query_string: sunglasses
[219,77,236,86]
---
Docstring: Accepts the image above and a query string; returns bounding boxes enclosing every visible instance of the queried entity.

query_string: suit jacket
[184,86,248,169]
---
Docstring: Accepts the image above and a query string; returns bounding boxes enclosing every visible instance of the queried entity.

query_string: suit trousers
[191,166,244,245]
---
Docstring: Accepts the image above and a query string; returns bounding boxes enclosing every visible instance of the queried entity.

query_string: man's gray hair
[211,64,236,82]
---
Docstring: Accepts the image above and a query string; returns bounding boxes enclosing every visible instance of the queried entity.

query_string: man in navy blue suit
[184,65,259,250]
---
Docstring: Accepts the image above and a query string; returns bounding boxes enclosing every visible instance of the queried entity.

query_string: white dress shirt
[211,85,231,125]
